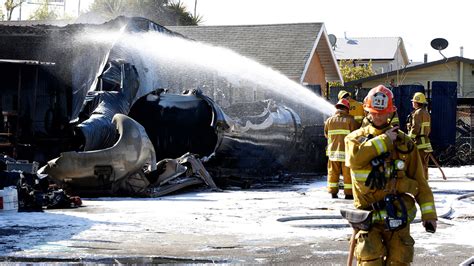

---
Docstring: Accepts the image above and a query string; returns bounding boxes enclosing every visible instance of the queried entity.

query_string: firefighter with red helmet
[324,98,358,199]
[338,90,365,127]
[345,85,437,265]
[406,92,432,179]
[360,88,400,127]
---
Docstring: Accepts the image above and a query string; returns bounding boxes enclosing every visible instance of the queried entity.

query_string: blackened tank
[128,89,302,181]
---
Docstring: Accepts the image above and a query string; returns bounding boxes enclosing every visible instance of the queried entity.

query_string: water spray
[76,30,337,116]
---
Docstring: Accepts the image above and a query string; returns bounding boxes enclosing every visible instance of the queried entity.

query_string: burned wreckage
[0,17,322,199]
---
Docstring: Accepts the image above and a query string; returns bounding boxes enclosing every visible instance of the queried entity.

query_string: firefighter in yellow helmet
[407,92,432,179]
[324,98,358,199]
[345,85,437,265]
[338,90,365,127]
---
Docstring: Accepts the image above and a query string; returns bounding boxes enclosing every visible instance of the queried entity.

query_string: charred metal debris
[0,17,326,201]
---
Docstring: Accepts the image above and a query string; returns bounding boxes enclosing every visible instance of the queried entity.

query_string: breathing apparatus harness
[383,194,408,231]
[364,131,410,231]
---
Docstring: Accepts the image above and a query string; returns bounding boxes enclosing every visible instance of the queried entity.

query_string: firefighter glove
[365,152,390,189]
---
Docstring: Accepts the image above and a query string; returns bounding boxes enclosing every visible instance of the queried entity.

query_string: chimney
[460,46,464,57]
[424,53,428,63]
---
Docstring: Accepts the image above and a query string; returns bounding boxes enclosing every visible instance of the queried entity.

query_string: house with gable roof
[345,56,474,99]
[334,36,409,75]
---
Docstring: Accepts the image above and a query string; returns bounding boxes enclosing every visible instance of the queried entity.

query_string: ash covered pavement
[1,167,474,265]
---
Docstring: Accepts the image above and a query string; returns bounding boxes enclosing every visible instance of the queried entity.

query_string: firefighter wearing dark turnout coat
[406,92,432,179]
[345,85,437,265]
[324,99,358,199]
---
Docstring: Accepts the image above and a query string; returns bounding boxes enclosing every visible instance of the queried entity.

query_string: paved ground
[1,174,473,265]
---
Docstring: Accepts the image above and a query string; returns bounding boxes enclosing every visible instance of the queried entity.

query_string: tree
[89,0,202,26]
[89,0,127,19]
[0,6,4,21]
[29,0,58,20]
[167,1,202,26]
[4,0,24,21]
[329,60,375,88]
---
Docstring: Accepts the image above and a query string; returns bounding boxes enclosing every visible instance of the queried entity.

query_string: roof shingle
[168,23,323,80]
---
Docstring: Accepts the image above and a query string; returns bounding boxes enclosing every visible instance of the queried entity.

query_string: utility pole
[18,1,22,20]
[194,0,197,17]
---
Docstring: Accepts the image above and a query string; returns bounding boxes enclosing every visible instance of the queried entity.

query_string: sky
[3,0,469,63]
[178,0,472,63]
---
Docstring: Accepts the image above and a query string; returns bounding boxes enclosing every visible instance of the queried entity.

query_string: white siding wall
[393,48,408,70]
[352,60,393,74]
[349,45,407,75]
[462,62,474,98]
[360,61,463,95]
[354,52,406,75]
[370,60,394,74]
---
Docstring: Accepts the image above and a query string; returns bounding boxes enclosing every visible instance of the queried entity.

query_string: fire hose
[428,153,446,180]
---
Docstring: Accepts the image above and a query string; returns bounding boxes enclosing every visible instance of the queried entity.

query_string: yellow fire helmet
[411,92,427,104]
[338,90,351,100]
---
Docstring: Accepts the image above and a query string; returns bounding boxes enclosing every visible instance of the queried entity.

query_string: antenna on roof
[344,31,358,45]
[430,38,448,59]
[328,34,337,50]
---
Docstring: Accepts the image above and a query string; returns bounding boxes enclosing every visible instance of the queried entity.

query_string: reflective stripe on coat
[407,107,433,152]
[324,110,358,161]
[345,124,437,221]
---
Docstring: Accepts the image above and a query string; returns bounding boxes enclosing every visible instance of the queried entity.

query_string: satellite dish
[430,38,449,59]
[430,38,448,50]
[328,34,337,49]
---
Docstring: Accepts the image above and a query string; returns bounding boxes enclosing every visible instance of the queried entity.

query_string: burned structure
[0,17,321,196]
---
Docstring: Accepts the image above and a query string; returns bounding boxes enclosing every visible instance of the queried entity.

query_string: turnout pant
[327,160,352,195]
[418,149,430,180]
[355,223,414,266]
